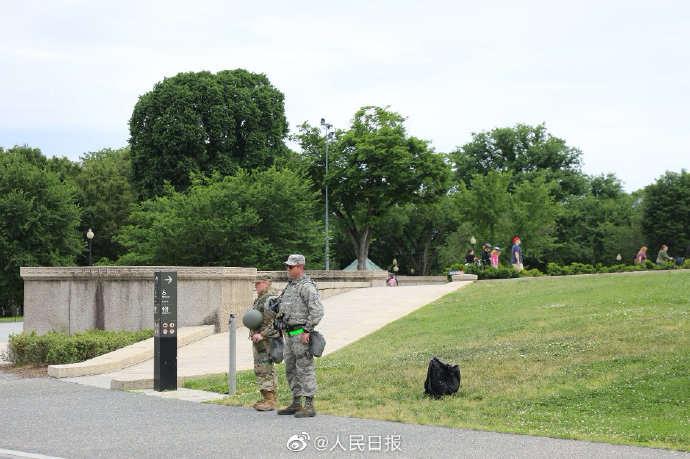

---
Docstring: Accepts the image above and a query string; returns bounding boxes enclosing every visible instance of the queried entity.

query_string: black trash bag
[424,357,460,398]
[269,336,284,363]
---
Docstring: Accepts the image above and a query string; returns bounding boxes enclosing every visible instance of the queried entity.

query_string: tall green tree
[0,147,82,312]
[641,170,690,257]
[451,124,586,199]
[296,106,451,270]
[129,69,289,200]
[115,168,322,269]
[553,174,643,266]
[367,195,458,275]
[74,147,136,264]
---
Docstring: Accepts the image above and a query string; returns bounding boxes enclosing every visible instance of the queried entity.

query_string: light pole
[86,228,94,266]
[320,118,333,270]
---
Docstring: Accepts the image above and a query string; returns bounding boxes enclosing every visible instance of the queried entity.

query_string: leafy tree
[295,106,451,270]
[641,170,690,257]
[0,147,82,312]
[367,195,458,275]
[129,69,289,200]
[115,168,323,269]
[73,147,136,264]
[553,174,643,266]
[451,124,586,199]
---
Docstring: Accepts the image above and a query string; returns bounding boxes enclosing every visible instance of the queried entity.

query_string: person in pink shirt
[490,246,501,268]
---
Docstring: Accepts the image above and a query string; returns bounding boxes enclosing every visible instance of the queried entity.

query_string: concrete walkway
[61,282,473,399]
[0,321,23,366]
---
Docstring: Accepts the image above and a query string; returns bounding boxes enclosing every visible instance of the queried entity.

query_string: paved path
[1,373,687,458]
[64,283,473,391]
[0,321,22,364]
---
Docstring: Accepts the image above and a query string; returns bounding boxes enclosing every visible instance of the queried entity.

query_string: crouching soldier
[277,254,324,417]
[246,274,280,411]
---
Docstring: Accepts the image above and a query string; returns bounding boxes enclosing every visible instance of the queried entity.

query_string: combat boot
[254,390,277,411]
[277,396,302,415]
[294,396,316,418]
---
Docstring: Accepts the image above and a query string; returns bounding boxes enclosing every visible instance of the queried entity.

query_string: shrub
[8,329,153,366]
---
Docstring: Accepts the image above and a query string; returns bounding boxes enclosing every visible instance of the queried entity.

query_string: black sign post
[154,271,177,391]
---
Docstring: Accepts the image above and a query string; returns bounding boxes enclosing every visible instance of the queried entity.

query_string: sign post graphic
[154,271,177,391]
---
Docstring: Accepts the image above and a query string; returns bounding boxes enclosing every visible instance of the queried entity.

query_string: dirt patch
[0,364,49,378]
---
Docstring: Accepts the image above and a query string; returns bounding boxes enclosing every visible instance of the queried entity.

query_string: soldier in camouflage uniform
[276,254,324,418]
[249,274,280,411]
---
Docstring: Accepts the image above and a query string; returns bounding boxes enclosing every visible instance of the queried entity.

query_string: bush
[8,329,153,366]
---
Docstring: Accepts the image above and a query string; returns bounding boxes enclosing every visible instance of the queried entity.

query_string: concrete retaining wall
[21,266,256,335]
[396,275,449,286]
[261,269,388,298]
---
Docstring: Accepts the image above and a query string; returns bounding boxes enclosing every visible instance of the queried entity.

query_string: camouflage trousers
[284,332,317,397]
[253,339,277,392]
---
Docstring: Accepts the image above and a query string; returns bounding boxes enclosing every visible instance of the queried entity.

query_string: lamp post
[320,118,333,271]
[392,258,399,278]
[470,235,476,247]
[86,228,94,266]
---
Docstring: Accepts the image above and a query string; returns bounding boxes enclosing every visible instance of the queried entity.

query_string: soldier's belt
[287,328,304,336]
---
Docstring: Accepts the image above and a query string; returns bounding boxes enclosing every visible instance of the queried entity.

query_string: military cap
[255,274,272,282]
[283,254,306,266]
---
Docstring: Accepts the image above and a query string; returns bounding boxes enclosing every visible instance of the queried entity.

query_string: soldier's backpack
[424,357,460,398]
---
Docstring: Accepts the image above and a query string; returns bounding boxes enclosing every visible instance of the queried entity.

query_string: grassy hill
[187,271,690,451]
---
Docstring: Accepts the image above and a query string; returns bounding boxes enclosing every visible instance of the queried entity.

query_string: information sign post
[154,271,177,391]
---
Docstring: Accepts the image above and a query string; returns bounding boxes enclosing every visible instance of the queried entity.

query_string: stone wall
[395,275,449,286]
[20,266,256,335]
[260,269,388,299]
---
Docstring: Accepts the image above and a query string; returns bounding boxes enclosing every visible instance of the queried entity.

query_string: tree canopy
[129,69,289,199]
[296,106,451,270]
[0,147,82,308]
[451,124,586,199]
[115,168,323,269]
[642,170,690,256]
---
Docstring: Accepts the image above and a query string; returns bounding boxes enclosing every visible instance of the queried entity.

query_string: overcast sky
[2,0,688,192]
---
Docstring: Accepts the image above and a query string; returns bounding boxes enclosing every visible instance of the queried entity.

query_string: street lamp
[470,235,476,246]
[86,228,94,266]
[321,118,333,271]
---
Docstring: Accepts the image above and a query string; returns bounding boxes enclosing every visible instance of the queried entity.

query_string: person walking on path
[277,254,324,418]
[634,246,647,264]
[511,237,524,272]
[249,274,280,411]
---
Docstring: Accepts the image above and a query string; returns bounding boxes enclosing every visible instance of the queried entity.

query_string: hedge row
[448,259,690,280]
[7,328,153,366]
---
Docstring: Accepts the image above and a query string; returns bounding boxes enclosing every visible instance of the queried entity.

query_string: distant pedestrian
[656,244,672,265]
[386,273,398,286]
[465,249,477,265]
[634,246,647,264]
[511,237,523,272]
[490,246,501,269]
[481,243,492,267]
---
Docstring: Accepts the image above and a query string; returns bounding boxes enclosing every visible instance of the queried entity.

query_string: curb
[48,325,215,378]
[112,371,228,390]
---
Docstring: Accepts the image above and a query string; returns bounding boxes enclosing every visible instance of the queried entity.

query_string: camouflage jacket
[250,287,280,338]
[279,273,324,332]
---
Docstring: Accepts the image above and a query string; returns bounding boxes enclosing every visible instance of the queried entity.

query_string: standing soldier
[248,274,280,411]
[277,254,324,418]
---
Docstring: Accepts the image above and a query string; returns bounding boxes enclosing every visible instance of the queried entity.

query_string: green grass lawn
[0,316,23,322]
[185,271,690,451]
